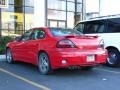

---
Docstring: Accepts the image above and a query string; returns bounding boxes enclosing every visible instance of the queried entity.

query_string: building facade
[47,0,82,28]
[0,0,34,36]
[85,0,120,20]
[0,0,83,36]
[34,0,83,28]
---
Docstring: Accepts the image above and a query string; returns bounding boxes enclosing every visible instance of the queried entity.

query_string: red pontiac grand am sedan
[6,27,107,75]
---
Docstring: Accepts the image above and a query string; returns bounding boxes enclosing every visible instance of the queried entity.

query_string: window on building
[67,2,75,12]
[1,0,34,36]
[24,0,34,7]
[47,0,83,28]
[48,9,66,20]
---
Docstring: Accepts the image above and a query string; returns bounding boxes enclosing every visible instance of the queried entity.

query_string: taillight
[56,39,76,48]
[99,39,104,48]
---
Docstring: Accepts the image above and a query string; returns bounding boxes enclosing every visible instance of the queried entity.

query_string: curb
[0,55,6,61]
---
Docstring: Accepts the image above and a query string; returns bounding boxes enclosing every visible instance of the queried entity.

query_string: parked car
[74,15,120,67]
[6,27,107,75]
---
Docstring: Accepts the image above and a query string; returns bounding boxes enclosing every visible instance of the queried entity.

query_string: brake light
[99,39,104,48]
[56,39,76,48]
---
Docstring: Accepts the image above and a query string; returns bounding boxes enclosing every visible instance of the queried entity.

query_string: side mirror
[15,36,21,41]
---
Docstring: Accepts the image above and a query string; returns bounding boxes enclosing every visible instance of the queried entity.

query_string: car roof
[30,27,74,37]
[32,27,73,30]
[77,14,120,24]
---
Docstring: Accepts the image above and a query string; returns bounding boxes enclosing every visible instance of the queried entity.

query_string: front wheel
[106,49,120,67]
[38,52,52,75]
[6,48,14,64]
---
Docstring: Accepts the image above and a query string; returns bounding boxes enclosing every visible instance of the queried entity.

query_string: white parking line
[94,68,120,74]
[0,68,51,90]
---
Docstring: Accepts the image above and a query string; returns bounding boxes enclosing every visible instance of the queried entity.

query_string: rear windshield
[50,28,82,37]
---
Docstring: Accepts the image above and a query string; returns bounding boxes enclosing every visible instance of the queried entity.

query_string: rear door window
[31,29,45,40]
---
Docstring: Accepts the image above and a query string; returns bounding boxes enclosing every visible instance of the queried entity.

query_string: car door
[13,30,33,61]
[23,28,46,64]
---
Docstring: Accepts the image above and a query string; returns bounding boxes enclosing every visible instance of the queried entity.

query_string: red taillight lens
[56,39,76,48]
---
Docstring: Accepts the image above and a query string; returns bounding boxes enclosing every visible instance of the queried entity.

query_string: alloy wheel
[107,52,117,65]
[6,48,13,63]
[38,52,52,75]
[107,49,120,66]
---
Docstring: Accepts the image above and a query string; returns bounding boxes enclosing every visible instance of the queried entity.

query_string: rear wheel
[38,52,52,75]
[6,48,14,64]
[106,49,120,67]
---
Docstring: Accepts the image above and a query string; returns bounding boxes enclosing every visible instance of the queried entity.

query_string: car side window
[21,30,32,41]
[74,23,84,33]
[107,18,120,33]
[31,29,45,40]
[84,20,105,34]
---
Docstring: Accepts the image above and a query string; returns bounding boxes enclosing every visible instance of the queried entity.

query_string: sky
[86,0,120,16]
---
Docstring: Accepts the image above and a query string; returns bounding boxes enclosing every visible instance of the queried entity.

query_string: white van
[74,16,120,66]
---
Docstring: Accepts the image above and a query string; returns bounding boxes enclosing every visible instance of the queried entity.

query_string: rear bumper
[48,49,108,69]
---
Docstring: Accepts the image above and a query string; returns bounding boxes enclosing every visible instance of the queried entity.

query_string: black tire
[6,48,14,64]
[81,66,93,71]
[38,52,52,75]
[106,49,120,67]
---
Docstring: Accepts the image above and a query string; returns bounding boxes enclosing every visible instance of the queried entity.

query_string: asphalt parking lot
[0,61,120,90]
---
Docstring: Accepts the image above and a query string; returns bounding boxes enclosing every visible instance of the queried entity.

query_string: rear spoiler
[65,35,99,38]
